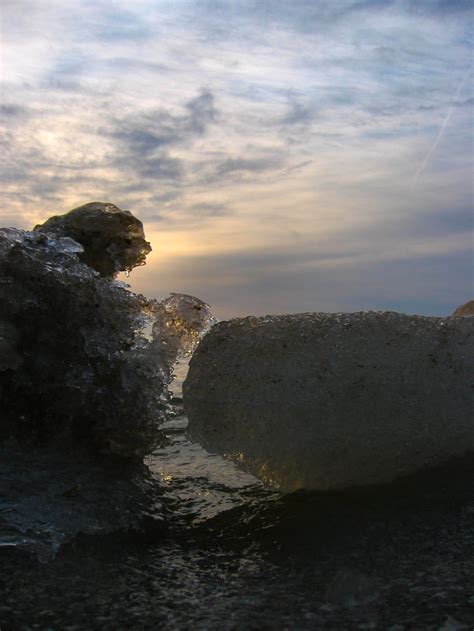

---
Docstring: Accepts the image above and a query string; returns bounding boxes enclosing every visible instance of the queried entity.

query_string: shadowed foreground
[1,414,473,631]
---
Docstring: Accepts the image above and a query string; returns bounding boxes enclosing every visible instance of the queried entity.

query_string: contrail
[413,67,472,182]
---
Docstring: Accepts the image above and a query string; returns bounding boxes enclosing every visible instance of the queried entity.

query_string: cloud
[92,7,153,42]
[0,88,221,222]
[186,91,217,133]
[108,90,217,181]
[280,101,315,126]
[112,91,217,151]
[0,104,29,118]
[189,202,231,217]
[214,156,284,177]
[404,0,474,15]
[119,155,184,182]
[0,0,472,316]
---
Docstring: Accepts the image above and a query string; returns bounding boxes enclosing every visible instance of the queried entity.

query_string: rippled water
[148,360,267,526]
[0,360,267,560]
[1,361,473,629]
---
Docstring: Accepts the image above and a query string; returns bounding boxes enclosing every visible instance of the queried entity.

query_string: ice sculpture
[184,312,474,491]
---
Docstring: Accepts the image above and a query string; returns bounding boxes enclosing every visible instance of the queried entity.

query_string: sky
[0,0,473,319]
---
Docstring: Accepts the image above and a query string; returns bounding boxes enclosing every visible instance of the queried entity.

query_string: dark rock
[0,227,163,458]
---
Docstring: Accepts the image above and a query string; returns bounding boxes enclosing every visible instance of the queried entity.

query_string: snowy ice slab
[184,312,474,491]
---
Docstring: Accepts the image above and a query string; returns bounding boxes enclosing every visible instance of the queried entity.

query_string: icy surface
[0,203,216,558]
[453,300,474,316]
[34,201,152,277]
[151,293,218,376]
[0,447,166,562]
[0,212,214,459]
[184,311,474,491]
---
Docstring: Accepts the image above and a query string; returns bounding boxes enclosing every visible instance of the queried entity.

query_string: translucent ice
[184,312,474,491]
[34,201,152,277]
[0,210,214,459]
[152,293,218,372]
[0,203,216,558]
[452,300,474,316]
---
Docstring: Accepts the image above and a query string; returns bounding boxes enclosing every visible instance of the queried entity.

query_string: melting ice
[0,202,216,557]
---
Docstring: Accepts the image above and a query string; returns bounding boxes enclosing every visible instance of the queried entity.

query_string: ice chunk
[0,205,216,558]
[184,311,474,491]
[152,293,218,370]
[34,201,151,277]
[452,300,474,316]
[0,446,167,561]
[0,212,214,459]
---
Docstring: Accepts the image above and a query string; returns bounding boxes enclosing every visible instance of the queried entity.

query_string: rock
[0,320,21,371]
[452,300,474,316]
[34,201,151,277]
[184,312,474,491]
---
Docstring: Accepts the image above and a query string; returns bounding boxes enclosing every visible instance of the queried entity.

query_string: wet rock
[0,320,21,371]
[452,300,474,316]
[184,311,474,491]
[34,201,151,277]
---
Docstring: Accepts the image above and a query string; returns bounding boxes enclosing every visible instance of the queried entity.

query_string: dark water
[1,364,473,629]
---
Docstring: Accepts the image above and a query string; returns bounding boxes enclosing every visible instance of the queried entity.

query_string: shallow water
[1,363,474,629]
[2,412,474,630]
[148,361,267,525]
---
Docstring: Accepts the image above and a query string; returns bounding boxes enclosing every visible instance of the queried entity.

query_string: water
[1,356,473,629]
[1,365,474,628]
[2,403,473,629]
[150,360,265,524]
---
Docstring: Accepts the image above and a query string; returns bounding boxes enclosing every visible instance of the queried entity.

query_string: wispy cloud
[0,0,472,316]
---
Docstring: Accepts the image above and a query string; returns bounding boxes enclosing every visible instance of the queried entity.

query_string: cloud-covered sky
[1,0,472,318]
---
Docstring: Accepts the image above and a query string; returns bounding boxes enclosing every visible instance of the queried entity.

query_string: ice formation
[452,300,474,316]
[184,311,474,491]
[0,205,215,459]
[0,446,167,561]
[34,201,152,277]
